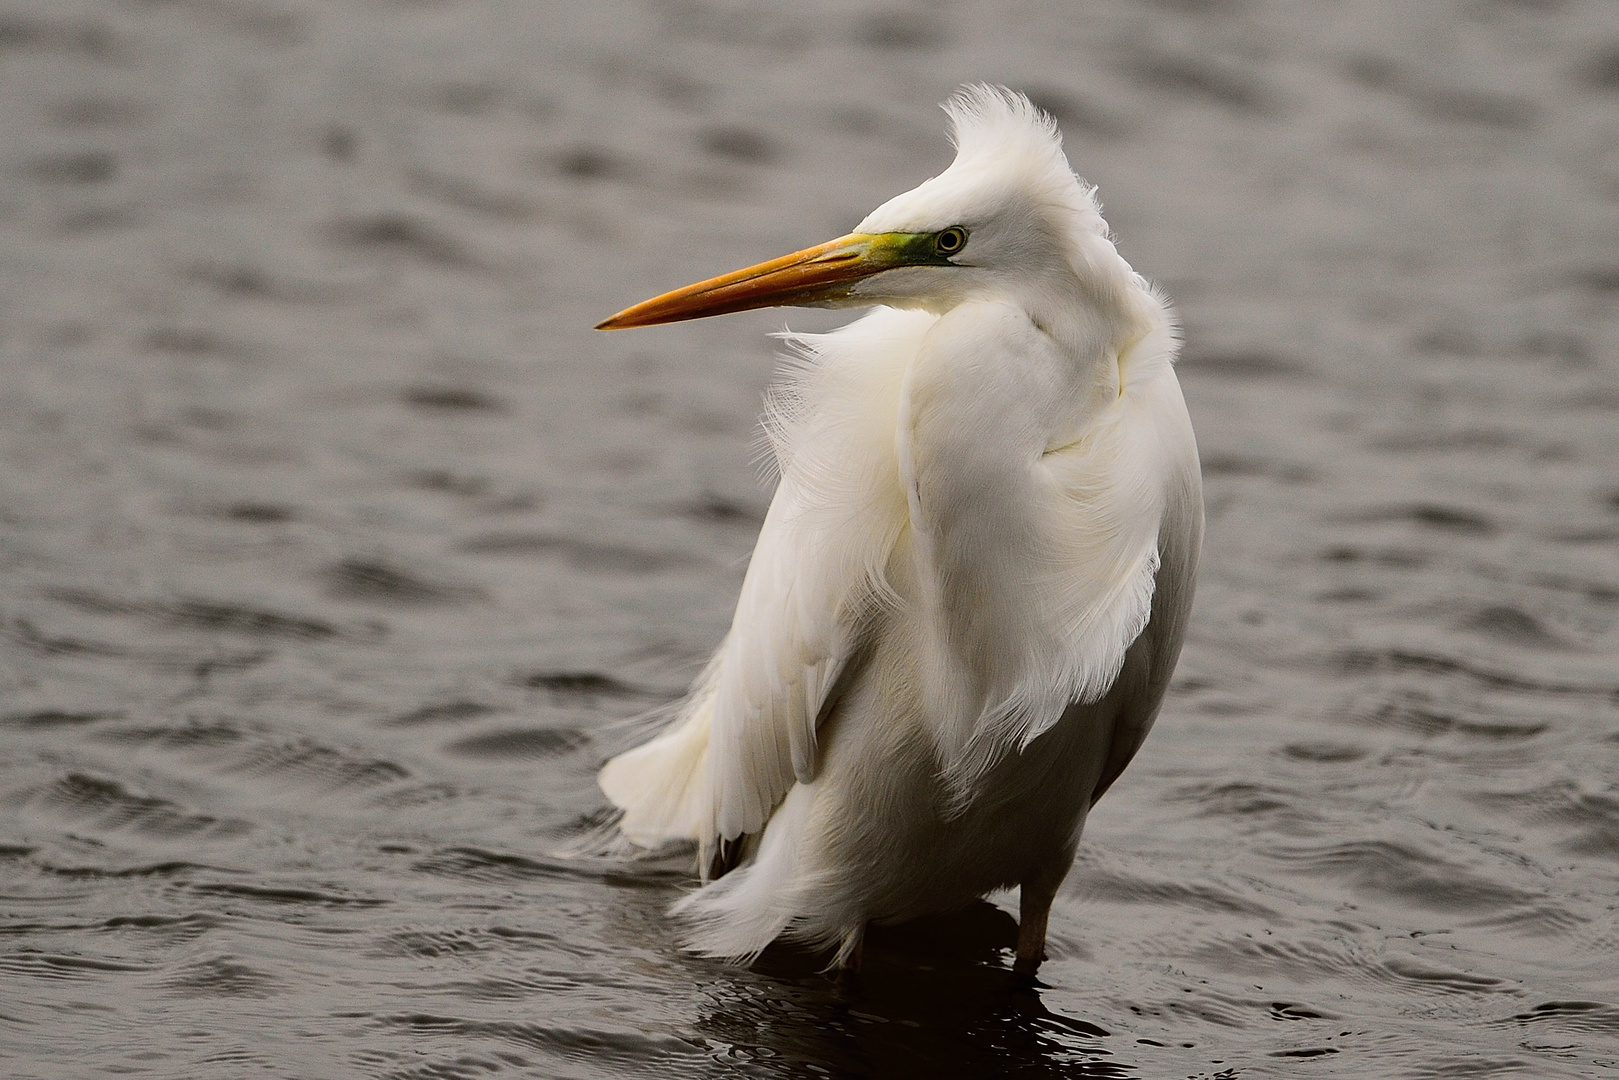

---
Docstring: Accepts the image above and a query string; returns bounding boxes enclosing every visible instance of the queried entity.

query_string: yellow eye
[934,227,968,257]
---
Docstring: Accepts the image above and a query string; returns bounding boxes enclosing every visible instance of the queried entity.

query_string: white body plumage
[597,87,1202,972]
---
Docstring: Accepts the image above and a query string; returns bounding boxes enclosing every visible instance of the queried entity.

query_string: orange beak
[596,233,917,330]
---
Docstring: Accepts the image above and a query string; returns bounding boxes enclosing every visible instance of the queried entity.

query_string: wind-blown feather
[900,308,1185,797]
[601,309,931,852]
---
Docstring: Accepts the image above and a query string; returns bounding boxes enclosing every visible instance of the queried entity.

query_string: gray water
[2,1,1617,1076]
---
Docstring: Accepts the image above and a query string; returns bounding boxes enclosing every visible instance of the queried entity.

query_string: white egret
[595,86,1201,977]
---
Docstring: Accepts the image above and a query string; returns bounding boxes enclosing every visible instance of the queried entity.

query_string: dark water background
[2,1,1618,1076]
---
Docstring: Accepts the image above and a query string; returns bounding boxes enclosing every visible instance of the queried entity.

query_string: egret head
[597,85,1140,330]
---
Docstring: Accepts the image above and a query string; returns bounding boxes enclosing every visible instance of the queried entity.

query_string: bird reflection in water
[694,901,1133,1079]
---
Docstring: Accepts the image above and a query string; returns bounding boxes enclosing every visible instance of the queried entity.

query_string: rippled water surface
[2,1,1618,1076]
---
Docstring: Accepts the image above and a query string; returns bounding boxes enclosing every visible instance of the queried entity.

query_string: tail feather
[669,783,818,961]
[599,678,855,965]
[599,706,713,849]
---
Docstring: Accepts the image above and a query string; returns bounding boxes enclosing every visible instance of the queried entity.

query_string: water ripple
[1262,838,1536,912]
[1500,1001,1619,1036]
[36,772,251,838]
[411,847,686,890]
[378,1013,708,1070]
